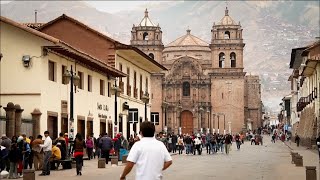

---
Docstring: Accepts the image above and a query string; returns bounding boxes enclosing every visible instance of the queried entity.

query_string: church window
[156,34,158,40]
[183,82,190,96]
[149,53,154,59]
[230,52,236,67]
[215,34,217,39]
[143,32,149,40]
[224,31,230,39]
[219,52,225,68]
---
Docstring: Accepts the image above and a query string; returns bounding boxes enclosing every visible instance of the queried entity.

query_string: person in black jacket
[8,143,19,179]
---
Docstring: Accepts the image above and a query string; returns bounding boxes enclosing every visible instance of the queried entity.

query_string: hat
[64,133,68,136]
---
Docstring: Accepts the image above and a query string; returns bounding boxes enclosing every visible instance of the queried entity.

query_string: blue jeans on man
[42,151,52,175]
[186,144,192,154]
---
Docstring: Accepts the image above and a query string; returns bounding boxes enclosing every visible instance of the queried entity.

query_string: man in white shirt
[39,131,52,176]
[120,121,172,180]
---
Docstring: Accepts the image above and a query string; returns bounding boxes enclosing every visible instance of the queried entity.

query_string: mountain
[1,1,319,111]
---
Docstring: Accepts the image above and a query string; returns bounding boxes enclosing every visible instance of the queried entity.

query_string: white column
[123,115,127,139]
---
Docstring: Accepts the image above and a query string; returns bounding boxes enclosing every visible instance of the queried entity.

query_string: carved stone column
[14,104,24,136]
[31,109,42,138]
[4,102,16,138]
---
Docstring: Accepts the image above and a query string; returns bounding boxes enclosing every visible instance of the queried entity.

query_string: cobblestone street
[34,136,318,180]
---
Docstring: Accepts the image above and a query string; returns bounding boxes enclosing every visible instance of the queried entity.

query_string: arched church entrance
[181,110,193,135]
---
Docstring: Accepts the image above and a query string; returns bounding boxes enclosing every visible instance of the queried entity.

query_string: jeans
[75,155,83,174]
[178,145,183,154]
[87,148,93,160]
[23,153,30,169]
[220,143,224,152]
[195,145,201,155]
[206,143,211,154]
[210,143,216,154]
[186,144,192,154]
[172,144,177,153]
[42,151,52,175]
[236,141,241,150]
[9,162,17,178]
[101,150,110,164]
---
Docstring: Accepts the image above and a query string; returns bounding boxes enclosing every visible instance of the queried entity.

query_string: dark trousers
[236,141,241,150]
[101,150,110,164]
[178,145,183,154]
[87,148,93,160]
[75,155,83,174]
[206,143,211,154]
[172,144,177,153]
[195,145,201,155]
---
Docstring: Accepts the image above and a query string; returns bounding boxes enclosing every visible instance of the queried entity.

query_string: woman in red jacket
[73,133,86,176]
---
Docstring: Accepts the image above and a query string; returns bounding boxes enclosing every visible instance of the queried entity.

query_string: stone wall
[297,105,316,147]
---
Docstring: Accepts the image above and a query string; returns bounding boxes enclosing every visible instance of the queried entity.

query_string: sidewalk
[283,140,319,180]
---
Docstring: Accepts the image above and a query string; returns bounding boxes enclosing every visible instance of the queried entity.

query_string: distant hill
[1,1,319,111]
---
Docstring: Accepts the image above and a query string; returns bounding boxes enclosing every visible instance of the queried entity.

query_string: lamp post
[111,78,121,138]
[217,114,220,134]
[212,113,216,133]
[199,106,204,133]
[207,109,210,134]
[63,65,80,140]
[141,92,150,121]
[162,100,169,133]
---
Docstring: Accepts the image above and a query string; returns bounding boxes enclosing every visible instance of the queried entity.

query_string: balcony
[296,96,310,112]
[140,90,144,100]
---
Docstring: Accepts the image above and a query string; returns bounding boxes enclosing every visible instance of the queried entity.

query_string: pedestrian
[235,134,241,150]
[205,133,211,154]
[167,134,173,152]
[194,136,202,155]
[8,143,18,179]
[28,136,34,169]
[1,134,11,172]
[119,121,172,180]
[99,133,113,164]
[31,135,43,171]
[39,131,52,176]
[86,135,94,160]
[171,132,177,153]
[21,134,31,170]
[177,135,184,155]
[271,134,276,143]
[128,135,134,150]
[184,135,192,154]
[56,133,67,160]
[73,133,86,176]
[225,134,232,155]
[50,143,61,170]
[295,134,300,147]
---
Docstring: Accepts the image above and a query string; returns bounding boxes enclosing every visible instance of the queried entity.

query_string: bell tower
[210,7,245,70]
[130,9,164,63]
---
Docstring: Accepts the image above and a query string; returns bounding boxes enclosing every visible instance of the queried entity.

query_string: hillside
[1,1,319,111]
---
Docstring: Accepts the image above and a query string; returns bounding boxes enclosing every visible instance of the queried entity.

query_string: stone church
[130,8,262,134]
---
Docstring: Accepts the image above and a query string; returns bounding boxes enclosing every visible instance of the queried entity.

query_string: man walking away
[119,121,172,180]
[39,131,52,176]
[99,133,113,164]
[171,133,177,154]
[235,134,241,150]
[295,134,300,147]
[194,136,202,155]
[224,134,232,155]
[31,135,43,171]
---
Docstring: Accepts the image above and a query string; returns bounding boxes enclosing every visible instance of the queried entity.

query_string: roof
[0,16,125,77]
[290,47,306,69]
[37,13,166,71]
[166,29,209,47]
[219,7,236,25]
[37,14,119,44]
[139,9,156,27]
[301,40,320,56]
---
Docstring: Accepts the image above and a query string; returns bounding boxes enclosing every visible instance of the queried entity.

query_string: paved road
[34,136,318,180]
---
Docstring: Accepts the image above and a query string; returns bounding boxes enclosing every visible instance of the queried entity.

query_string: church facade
[130,8,262,134]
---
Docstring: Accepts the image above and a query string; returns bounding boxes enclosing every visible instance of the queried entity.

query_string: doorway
[47,115,58,140]
[100,121,106,135]
[87,120,93,138]
[77,119,85,137]
[181,110,193,135]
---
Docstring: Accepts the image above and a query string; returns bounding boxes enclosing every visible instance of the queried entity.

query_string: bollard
[98,158,106,168]
[71,161,76,169]
[305,166,316,180]
[122,155,128,164]
[111,156,118,166]
[291,152,299,164]
[295,155,303,167]
[23,169,35,180]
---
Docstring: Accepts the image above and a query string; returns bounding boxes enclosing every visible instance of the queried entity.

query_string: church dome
[139,9,156,27]
[219,7,236,25]
[166,29,209,47]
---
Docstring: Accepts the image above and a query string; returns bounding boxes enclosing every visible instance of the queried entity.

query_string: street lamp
[63,65,80,140]
[199,106,204,133]
[141,92,150,121]
[212,113,216,133]
[207,108,210,134]
[111,78,121,137]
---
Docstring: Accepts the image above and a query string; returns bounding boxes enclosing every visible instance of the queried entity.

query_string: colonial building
[0,15,166,140]
[289,39,320,147]
[131,8,262,134]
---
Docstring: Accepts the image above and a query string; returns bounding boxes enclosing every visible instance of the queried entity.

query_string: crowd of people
[155,132,246,155]
[0,131,132,178]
